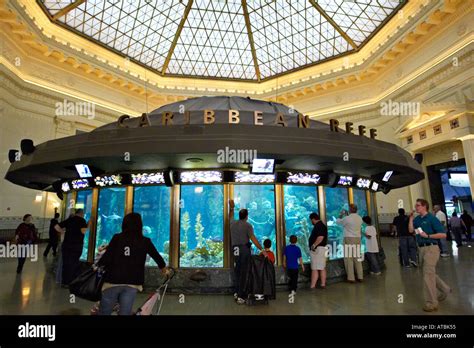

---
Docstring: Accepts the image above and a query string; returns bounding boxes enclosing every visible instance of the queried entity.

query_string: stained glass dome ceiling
[38,0,406,81]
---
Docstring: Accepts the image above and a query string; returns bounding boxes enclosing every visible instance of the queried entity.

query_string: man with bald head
[337,204,364,283]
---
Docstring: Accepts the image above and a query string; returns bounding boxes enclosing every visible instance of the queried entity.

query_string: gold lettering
[229,109,240,124]
[139,113,151,127]
[345,122,353,134]
[274,113,287,127]
[254,111,263,126]
[298,114,309,128]
[330,119,339,132]
[370,128,377,139]
[117,115,130,128]
[162,112,173,125]
[204,109,215,124]
[358,125,366,136]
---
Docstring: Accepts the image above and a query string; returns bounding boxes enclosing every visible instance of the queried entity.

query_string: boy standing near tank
[283,235,305,294]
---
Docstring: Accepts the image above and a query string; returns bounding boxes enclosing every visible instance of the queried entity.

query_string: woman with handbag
[97,212,169,315]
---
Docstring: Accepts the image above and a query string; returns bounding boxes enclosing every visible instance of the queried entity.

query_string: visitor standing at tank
[460,210,472,241]
[98,212,169,315]
[449,212,466,248]
[337,204,363,283]
[409,199,451,312]
[392,208,418,268]
[44,213,60,257]
[362,216,381,275]
[308,212,328,289]
[229,199,266,305]
[57,209,89,286]
[433,205,450,257]
[15,214,38,274]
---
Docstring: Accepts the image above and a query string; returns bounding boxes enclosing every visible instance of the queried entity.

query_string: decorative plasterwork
[0,0,461,96]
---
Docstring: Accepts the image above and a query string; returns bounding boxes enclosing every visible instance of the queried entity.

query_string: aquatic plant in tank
[133,186,171,266]
[283,185,319,263]
[179,185,224,267]
[233,185,276,255]
[325,187,349,260]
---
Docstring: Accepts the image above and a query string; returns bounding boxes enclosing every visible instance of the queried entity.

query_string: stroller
[243,255,276,306]
[91,267,176,315]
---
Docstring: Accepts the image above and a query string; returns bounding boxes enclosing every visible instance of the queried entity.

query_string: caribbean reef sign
[117,111,376,139]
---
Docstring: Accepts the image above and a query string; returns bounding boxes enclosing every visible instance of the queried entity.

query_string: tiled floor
[0,237,473,315]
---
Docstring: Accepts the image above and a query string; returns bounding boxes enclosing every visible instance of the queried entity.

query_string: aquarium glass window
[179,185,224,267]
[353,189,369,253]
[133,186,171,266]
[75,189,93,260]
[63,192,74,219]
[233,185,276,255]
[95,187,126,255]
[325,187,349,260]
[283,185,319,263]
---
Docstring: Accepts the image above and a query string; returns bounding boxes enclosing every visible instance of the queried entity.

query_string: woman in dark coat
[98,212,169,315]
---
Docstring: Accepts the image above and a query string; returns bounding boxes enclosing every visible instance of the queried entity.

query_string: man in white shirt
[433,205,450,257]
[337,204,364,282]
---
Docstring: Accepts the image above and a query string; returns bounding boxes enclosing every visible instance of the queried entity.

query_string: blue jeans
[233,244,251,298]
[438,237,449,254]
[365,252,380,273]
[99,286,138,315]
[399,236,417,266]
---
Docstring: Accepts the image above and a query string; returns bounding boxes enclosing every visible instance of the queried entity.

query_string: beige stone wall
[0,65,120,225]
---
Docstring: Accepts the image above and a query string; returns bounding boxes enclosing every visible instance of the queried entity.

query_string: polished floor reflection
[0,238,473,315]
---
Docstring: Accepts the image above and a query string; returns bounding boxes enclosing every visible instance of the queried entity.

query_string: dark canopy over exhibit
[6,96,423,191]
[5,96,423,289]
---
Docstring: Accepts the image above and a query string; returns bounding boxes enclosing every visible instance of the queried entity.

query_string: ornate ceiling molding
[0,0,470,121]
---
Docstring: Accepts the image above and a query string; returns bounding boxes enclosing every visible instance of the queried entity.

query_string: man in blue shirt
[409,199,451,312]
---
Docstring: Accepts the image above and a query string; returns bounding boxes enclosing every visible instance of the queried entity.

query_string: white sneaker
[409,260,418,267]
[233,292,238,300]
[370,272,382,276]
[236,297,246,305]
[440,253,450,258]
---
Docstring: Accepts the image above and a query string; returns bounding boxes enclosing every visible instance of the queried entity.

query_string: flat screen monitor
[382,170,393,182]
[251,158,275,174]
[75,164,92,178]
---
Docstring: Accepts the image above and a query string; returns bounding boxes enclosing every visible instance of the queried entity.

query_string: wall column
[459,136,474,197]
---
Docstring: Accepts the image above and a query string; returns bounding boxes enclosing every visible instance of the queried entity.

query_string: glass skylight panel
[42,0,74,15]
[41,0,404,80]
